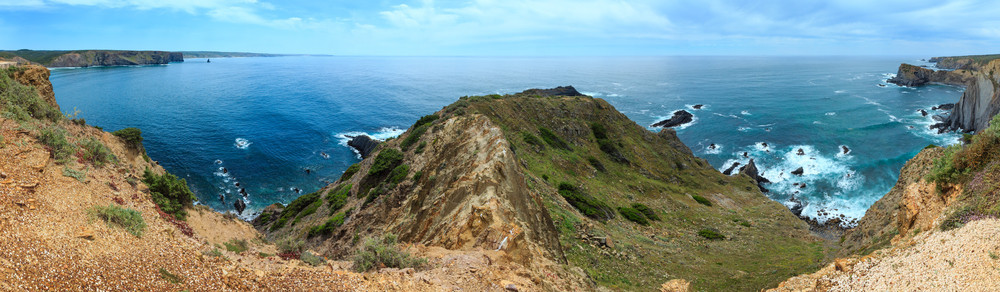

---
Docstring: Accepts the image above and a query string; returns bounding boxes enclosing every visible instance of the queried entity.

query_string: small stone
[77,227,94,240]
[835,259,851,272]
[505,283,518,291]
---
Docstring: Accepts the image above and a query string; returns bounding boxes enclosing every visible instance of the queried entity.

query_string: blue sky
[0,0,998,56]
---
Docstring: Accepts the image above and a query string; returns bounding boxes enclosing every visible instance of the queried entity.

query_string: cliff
[6,64,59,112]
[886,63,972,87]
[887,58,1000,133]
[930,54,1000,71]
[0,50,183,68]
[257,88,827,291]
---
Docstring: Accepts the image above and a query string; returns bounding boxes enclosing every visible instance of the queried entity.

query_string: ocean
[49,56,961,224]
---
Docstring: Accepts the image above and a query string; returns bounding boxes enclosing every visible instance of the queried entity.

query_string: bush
[143,169,197,220]
[308,212,346,237]
[257,212,272,224]
[412,171,423,181]
[692,195,713,207]
[0,68,61,121]
[80,138,116,166]
[538,127,570,150]
[62,166,87,182]
[940,206,974,231]
[277,238,305,254]
[401,124,430,151]
[300,251,325,266]
[698,228,725,240]
[353,233,426,272]
[590,122,609,140]
[158,267,183,284]
[618,207,649,226]
[294,196,324,225]
[38,126,74,162]
[387,164,410,185]
[415,141,427,154]
[202,248,223,257]
[631,203,660,221]
[89,205,146,237]
[340,163,360,181]
[223,239,248,253]
[558,182,615,220]
[326,183,351,213]
[112,127,144,150]
[270,191,321,230]
[412,114,439,129]
[522,132,545,149]
[368,148,404,176]
[587,156,606,172]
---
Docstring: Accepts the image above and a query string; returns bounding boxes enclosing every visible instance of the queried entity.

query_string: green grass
[415,141,427,154]
[62,167,87,182]
[143,168,196,220]
[401,124,430,151]
[223,239,248,253]
[618,207,649,226]
[326,183,351,212]
[340,163,360,181]
[631,203,660,221]
[158,267,183,284]
[697,228,725,240]
[387,164,410,186]
[368,148,404,176]
[308,212,346,237]
[692,195,713,207]
[522,132,545,149]
[202,248,223,257]
[89,205,146,237]
[353,233,427,272]
[270,191,321,230]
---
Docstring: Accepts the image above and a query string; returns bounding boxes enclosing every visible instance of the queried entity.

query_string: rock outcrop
[886,63,972,87]
[8,64,58,111]
[739,159,770,192]
[346,135,380,158]
[651,110,694,128]
[46,51,184,67]
[519,85,584,97]
[933,59,1000,133]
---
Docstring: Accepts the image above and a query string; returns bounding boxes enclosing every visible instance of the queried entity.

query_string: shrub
[590,122,609,140]
[557,182,615,220]
[632,203,660,221]
[368,148,404,176]
[300,251,325,266]
[277,238,305,256]
[158,267,182,284]
[270,191,321,230]
[203,248,223,257]
[538,127,570,150]
[412,170,423,181]
[294,196,324,225]
[522,132,545,149]
[618,207,649,226]
[89,205,146,237]
[940,206,974,231]
[308,212,346,237]
[223,239,248,253]
[340,163,360,181]
[587,156,606,172]
[353,233,427,272]
[326,183,351,213]
[38,126,74,162]
[62,166,87,182]
[112,127,143,150]
[387,164,410,185]
[698,228,725,240]
[0,68,61,121]
[401,124,430,151]
[412,114,439,129]
[143,169,197,220]
[923,144,938,149]
[692,194,713,207]
[415,141,427,154]
[597,138,629,163]
[257,212,272,224]
[80,138,116,166]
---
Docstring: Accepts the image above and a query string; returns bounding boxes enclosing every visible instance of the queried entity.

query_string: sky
[0,0,998,56]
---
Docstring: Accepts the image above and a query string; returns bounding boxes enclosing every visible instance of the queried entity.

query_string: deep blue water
[49,56,961,224]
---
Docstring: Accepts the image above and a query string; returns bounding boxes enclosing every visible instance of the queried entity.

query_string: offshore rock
[740,159,770,192]
[651,110,693,128]
[519,85,584,97]
[346,135,379,158]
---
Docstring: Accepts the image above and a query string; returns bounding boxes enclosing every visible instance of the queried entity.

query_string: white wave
[834,90,846,94]
[813,121,823,125]
[607,93,620,97]
[737,127,751,132]
[234,138,251,150]
[335,127,405,147]
[704,144,722,155]
[675,115,698,130]
[580,91,601,97]
[740,110,751,115]
[825,112,836,116]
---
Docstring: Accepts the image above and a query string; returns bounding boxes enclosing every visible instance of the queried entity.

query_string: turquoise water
[49,56,961,224]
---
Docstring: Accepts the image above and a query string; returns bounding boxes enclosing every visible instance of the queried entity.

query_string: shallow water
[50,56,960,223]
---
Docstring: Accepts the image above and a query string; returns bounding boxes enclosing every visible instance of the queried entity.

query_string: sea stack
[347,135,380,158]
[652,110,694,128]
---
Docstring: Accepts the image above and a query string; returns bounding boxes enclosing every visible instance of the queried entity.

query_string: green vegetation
[277,238,305,254]
[308,212,346,237]
[352,233,427,272]
[270,191,321,230]
[558,182,614,220]
[0,50,78,65]
[587,156,606,172]
[415,141,427,154]
[368,148,404,176]
[112,127,144,150]
[692,195,713,207]
[38,126,74,162]
[631,203,660,221]
[401,124,430,151]
[538,127,571,150]
[257,212,272,224]
[202,248,223,257]
[697,228,725,240]
[340,163,360,181]
[80,138,116,166]
[522,132,545,149]
[258,252,273,258]
[591,122,628,163]
[143,169,196,220]
[158,267,183,284]
[62,167,87,182]
[412,114,439,129]
[1,67,62,122]
[223,239,248,253]
[300,251,325,266]
[412,170,423,181]
[294,196,323,225]
[618,207,649,226]
[89,205,146,237]
[326,183,351,212]
[387,164,410,185]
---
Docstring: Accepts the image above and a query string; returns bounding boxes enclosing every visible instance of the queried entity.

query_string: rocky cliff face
[8,65,59,112]
[936,59,1000,133]
[45,50,184,67]
[258,90,827,291]
[886,63,972,87]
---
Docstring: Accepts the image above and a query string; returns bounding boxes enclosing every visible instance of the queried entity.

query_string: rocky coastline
[889,57,1000,133]
[0,50,184,68]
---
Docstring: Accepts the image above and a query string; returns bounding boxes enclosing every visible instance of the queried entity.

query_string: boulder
[740,159,771,192]
[722,162,741,176]
[234,199,246,215]
[918,109,928,116]
[932,103,955,111]
[791,167,804,176]
[692,104,704,109]
[651,110,694,128]
[347,135,380,158]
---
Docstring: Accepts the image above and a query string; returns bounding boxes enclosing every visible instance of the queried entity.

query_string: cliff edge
[0,50,184,68]
[887,56,1000,133]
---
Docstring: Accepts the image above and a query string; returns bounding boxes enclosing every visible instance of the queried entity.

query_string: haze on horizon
[0,0,998,56]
